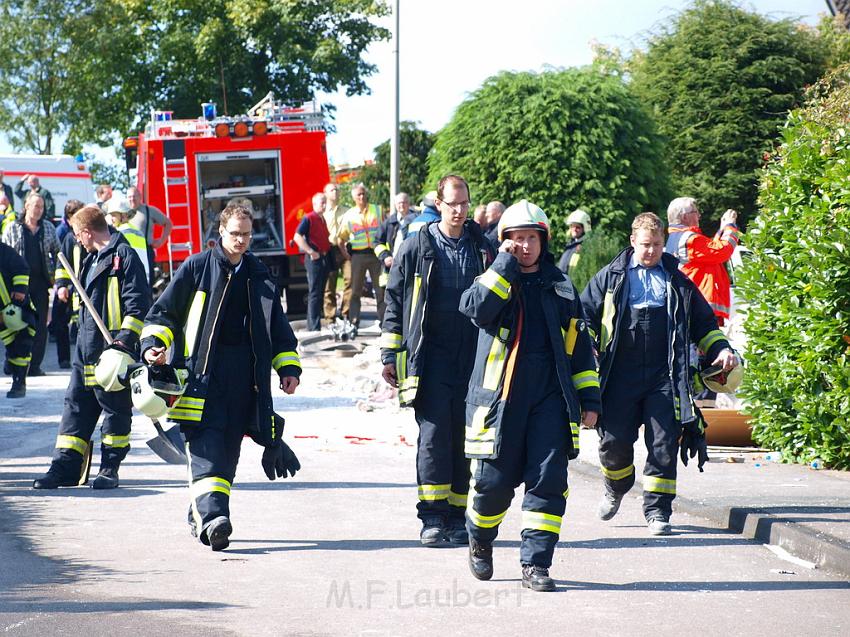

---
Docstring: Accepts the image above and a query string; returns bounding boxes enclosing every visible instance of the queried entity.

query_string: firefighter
[556,209,591,277]
[460,200,600,592]
[580,212,739,535]
[374,192,416,288]
[381,174,496,547]
[33,205,151,490]
[0,242,36,398]
[140,203,302,551]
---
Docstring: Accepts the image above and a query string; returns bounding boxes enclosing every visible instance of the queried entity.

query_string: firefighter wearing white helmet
[33,205,151,491]
[462,199,601,592]
[0,242,37,398]
[556,208,591,277]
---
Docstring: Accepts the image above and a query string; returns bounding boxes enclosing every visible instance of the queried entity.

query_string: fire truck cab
[125,93,330,315]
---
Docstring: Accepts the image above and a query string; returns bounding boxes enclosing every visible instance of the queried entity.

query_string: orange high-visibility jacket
[665,223,740,320]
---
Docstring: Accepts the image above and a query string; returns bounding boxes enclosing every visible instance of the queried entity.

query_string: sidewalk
[574,428,850,578]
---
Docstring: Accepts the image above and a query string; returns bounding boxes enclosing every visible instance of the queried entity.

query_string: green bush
[736,66,850,469]
[567,231,628,294]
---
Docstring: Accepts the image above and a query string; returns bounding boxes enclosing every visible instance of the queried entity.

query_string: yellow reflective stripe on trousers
[521,510,562,534]
[272,351,301,370]
[601,464,635,481]
[121,316,144,335]
[600,289,616,352]
[380,331,402,349]
[477,269,510,300]
[643,476,676,495]
[141,324,174,349]
[184,290,207,357]
[572,370,600,390]
[698,329,725,353]
[106,277,121,331]
[467,508,508,529]
[12,274,29,287]
[56,434,88,455]
[418,484,450,501]
[190,476,232,499]
[447,490,468,508]
[465,405,496,456]
[8,356,30,367]
[102,434,130,448]
[83,364,98,387]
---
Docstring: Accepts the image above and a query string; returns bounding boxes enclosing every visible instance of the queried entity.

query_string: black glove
[680,412,709,472]
[261,440,301,480]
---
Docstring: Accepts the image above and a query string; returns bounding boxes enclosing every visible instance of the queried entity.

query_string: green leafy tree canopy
[360,121,435,209]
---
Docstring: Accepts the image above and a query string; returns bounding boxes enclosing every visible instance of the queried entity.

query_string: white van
[0,154,95,221]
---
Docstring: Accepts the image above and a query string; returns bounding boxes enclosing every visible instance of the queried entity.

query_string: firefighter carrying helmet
[1,303,26,332]
[94,344,136,392]
[566,209,592,234]
[498,200,550,242]
[128,364,187,419]
[700,361,743,394]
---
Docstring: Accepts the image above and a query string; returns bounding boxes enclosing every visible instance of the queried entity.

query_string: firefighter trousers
[50,358,132,479]
[3,325,33,372]
[466,354,569,568]
[598,305,680,521]
[183,344,254,542]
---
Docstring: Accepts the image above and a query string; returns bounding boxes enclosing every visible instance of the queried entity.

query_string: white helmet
[128,364,187,419]
[1,304,26,332]
[105,195,132,216]
[95,346,135,391]
[700,362,743,394]
[497,200,550,242]
[566,209,592,234]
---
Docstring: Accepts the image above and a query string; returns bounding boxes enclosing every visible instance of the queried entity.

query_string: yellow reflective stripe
[8,356,30,366]
[184,291,206,358]
[56,435,88,455]
[168,409,203,421]
[600,289,616,352]
[448,491,468,507]
[568,251,580,271]
[521,510,562,534]
[467,508,508,529]
[381,331,402,350]
[572,370,600,390]
[601,464,635,481]
[272,351,301,370]
[418,484,451,501]
[0,274,10,306]
[173,395,204,409]
[564,486,571,499]
[55,268,70,280]
[564,318,579,355]
[102,434,130,448]
[409,275,422,330]
[570,421,580,452]
[121,316,144,335]
[478,269,510,300]
[373,242,389,258]
[644,476,676,495]
[190,476,231,499]
[698,329,725,353]
[12,274,29,287]
[141,324,174,349]
[482,332,508,390]
[106,277,121,331]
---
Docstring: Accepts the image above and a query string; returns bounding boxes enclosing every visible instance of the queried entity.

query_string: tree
[736,66,850,469]
[427,68,670,249]
[628,0,828,228]
[360,121,435,208]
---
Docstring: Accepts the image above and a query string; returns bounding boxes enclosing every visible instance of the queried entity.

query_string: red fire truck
[123,93,330,315]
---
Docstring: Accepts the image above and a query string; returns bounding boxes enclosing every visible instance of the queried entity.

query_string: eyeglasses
[224,229,252,239]
[439,199,470,213]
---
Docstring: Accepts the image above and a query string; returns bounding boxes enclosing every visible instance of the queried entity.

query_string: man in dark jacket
[460,200,601,592]
[0,242,36,398]
[381,175,495,547]
[580,212,739,535]
[374,192,416,288]
[33,206,151,490]
[141,204,302,551]
[556,209,591,277]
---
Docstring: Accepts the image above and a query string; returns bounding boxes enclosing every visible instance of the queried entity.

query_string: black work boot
[445,518,469,545]
[204,516,233,551]
[6,367,26,398]
[468,539,493,581]
[33,469,78,490]
[522,564,556,592]
[91,467,120,490]
[597,491,624,521]
[419,517,447,547]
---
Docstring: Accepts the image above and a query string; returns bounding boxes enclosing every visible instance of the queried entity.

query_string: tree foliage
[427,68,670,250]
[736,65,850,469]
[568,230,628,294]
[629,0,829,229]
[360,121,435,209]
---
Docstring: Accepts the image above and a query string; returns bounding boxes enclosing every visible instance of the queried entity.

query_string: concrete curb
[571,459,850,579]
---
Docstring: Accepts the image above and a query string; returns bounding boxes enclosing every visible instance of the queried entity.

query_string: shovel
[58,252,188,466]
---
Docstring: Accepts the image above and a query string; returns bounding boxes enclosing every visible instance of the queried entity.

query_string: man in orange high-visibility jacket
[664,197,740,325]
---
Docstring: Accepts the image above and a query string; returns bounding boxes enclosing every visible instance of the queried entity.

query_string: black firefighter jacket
[579,248,730,426]
[0,242,37,344]
[140,241,301,448]
[380,220,495,406]
[69,232,151,370]
[459,251,602,460]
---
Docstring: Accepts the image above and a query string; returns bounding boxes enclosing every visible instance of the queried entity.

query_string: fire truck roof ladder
[163,151,192,276]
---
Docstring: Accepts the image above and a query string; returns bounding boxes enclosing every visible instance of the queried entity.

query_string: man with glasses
[381,174,496,547]
[140,204,302,551]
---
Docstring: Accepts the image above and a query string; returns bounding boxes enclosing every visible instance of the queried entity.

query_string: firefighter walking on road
[381,175,496,547]
[0,242,36,398]
[460,201,600,592]
[141,204,302,551]
[580,212,739,535]
[33,206,151,490]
